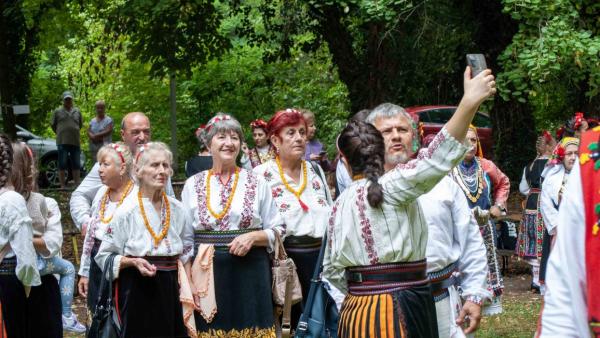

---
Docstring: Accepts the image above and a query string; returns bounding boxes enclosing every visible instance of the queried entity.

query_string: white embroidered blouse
[419,176,491,300]
[253,160,333,238]
[181,168,284,250]
[540,165,568,235]
[0,190,41,287]
[79,184,138,277]
[95,194,194,280]
[323,128,467,293]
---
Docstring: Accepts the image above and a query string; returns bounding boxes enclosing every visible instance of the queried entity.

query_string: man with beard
[70,112,174,232]
[366,105,491,337]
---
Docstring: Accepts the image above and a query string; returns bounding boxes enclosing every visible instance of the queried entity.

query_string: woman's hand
[228,232,256,256]
[463,68,496,106]
[133,257,157,277]
[78,277,89,298]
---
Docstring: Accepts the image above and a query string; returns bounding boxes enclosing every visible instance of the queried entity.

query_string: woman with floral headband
[241,118,276,170]
[516,131,556,293]
[254,108,334,328]
[181,113,284,337]
[450,124,510,315]
[539,137,579,292]
[95,142,195,338]
[77,142,137,313]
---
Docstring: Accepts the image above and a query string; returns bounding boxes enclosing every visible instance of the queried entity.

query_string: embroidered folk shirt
[0,190,41,286]
[79,185,138,277]
[181,168,284,250]
[253,160,333,238]
[419,176,491,300]
[323,128,467,293]
[95,195,195,280]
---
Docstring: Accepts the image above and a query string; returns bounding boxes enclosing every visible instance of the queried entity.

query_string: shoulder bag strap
[309,161,331,202]
[281,270,295,338]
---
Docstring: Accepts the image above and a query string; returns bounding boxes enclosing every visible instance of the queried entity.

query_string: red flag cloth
[581,128,600,337]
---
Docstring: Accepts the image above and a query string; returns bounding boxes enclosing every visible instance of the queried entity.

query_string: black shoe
[531,282,541,294]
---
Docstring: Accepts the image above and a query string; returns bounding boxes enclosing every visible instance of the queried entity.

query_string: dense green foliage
[2,0,599,180]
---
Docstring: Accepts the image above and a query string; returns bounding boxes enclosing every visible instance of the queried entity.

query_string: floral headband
[574,112,586,130]
[195,124,206,138]
[250,119,268,130]
[135,144,146,163]
[205,114,232,132]
[110,143,127,164]
[548,137,579,165]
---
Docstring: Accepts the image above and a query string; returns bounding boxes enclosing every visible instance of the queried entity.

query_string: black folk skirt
[0,257,62,338]
[284,235,322,329]
[339,261,438,338]
[194,246,275,338]
[115,256,187,338]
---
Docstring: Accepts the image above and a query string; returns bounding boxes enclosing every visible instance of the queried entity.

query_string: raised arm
[70,162,102,230]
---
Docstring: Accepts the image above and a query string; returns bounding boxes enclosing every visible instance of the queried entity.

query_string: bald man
[70,112,175,231]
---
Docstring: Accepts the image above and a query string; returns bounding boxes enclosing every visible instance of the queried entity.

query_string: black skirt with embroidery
[194,247,275,337]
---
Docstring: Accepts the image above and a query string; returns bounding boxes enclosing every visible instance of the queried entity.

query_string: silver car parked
[16,125,86,188]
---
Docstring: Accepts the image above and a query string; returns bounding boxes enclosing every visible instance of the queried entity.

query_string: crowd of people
[0,64,598,338]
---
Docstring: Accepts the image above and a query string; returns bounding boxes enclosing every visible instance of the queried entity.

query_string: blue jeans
[39,256,76,316]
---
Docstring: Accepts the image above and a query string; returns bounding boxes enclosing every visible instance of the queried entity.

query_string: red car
[405,105,494,159]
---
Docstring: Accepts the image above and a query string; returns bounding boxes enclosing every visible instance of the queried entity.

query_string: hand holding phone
[466,54,487,78]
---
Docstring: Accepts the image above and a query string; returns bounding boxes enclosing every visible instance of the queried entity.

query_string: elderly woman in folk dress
[95,142,194,338]
[0,133,41,338]
[181,113,284,337]
[253,108,333,327]
[78,142,136,312]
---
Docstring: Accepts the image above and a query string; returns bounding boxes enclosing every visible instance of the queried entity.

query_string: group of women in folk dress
[1,66,496,338]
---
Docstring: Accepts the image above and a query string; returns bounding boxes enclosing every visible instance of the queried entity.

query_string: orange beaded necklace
[275,156,308,211]
[99,180,134,224]
[206,167,240,220]
[138,190,170,247]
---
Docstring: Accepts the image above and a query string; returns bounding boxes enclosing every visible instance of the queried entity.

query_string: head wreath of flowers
[548,137,579,165]
[574,112,586,130]
[205,114,232,132]
[250,119,268,130]
[195,124,206,138]
[135,144,146,163]
[542,130,553,144]
[111,143,127,163]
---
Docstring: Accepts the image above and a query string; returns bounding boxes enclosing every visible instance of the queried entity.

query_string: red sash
[581,128,600,336]
[0,300,6,338]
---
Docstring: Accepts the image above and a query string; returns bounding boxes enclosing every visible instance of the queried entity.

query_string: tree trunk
[169,73,178,170]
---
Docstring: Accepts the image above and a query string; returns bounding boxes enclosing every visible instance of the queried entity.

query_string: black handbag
[294,233,339,338]
[88,253,121,338]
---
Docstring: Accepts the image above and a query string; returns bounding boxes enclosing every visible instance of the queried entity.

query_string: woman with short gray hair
[181,113,284,337]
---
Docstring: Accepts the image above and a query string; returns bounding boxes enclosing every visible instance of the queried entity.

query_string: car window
[426,109,454,124]
[417,111,431,123]
[473,113,492,128]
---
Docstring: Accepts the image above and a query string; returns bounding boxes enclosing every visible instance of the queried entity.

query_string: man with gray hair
[87,100,113,162]
[70,112,174,232]
[367,83,490,335]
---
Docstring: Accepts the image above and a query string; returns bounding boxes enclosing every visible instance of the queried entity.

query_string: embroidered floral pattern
[217,174,234,231]
[327,200,340,247]
[312,180,321,191]
[239,169,257,228]
[263,170,273,182]
[356,186,379,264]
[195,172,213,230]
[317,198,327,207]
[279,203,290,213]
[271,186,284,199]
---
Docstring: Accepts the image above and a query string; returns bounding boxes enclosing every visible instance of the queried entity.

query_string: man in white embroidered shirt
[368,107,490,338]
[69,112,174,233]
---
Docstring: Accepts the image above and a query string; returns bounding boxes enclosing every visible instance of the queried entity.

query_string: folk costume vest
[580,127,600,337]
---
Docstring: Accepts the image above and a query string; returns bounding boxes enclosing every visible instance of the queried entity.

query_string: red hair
[267,109,307,138]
